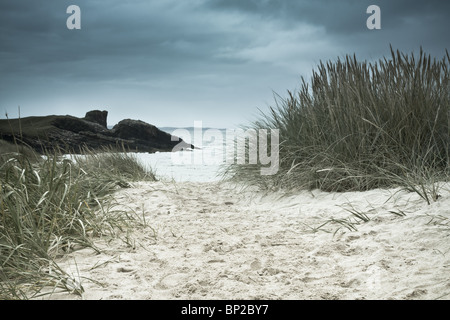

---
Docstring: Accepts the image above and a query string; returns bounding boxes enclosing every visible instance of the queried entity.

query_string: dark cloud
[0,0,448,127]
[206,0,450,35]
[207,0,365,34]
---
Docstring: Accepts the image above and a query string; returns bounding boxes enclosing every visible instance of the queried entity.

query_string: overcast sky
[0,0,449,128]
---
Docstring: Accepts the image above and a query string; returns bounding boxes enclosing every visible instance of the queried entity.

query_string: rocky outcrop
[111,119,193,152]
[84,110,108,128]
[0,110,193,154]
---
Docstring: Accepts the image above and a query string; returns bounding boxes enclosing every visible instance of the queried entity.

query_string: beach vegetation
[0,143,155,299]
[225,47,449,202]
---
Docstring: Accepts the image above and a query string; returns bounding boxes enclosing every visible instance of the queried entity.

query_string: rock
[112,119,159,140]
[0,110,193,154]
[112,119,192,152]
[84,110,108,128]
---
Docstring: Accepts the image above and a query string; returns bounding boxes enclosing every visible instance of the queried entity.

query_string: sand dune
[49,180,450,300]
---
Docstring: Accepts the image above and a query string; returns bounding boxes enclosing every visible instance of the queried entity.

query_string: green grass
[225,47,449,200]
[0,145,155,299]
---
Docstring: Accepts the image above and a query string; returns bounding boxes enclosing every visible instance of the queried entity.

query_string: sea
[134,127,230,182]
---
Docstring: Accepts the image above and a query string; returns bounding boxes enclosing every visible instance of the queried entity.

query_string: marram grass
[226,47,449,198]
[0,145,155,299]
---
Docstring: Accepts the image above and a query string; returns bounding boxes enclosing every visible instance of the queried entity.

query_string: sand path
[52,180,450,300]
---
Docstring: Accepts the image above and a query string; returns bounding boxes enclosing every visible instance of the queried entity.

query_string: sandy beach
[47,179,450,300]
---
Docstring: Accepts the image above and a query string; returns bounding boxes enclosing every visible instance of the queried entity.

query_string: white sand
[49,180,450,300]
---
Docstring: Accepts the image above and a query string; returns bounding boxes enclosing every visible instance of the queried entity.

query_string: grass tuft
[0,144,155,299]
[226,47,449,201]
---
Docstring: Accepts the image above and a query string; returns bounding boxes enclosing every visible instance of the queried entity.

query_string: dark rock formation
[112,119,191,151]
[112,119,159,140]
[84,110,108,128]
[0,111,193,154]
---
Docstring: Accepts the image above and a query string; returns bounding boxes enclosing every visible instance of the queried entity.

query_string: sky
[0,0,449,129]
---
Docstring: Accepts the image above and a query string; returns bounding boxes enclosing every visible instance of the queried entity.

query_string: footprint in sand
[250,259,262,270]
[154,273,189,290]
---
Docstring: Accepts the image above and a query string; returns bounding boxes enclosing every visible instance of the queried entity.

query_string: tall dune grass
[0,146,155,299]
[226,47,449,197]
